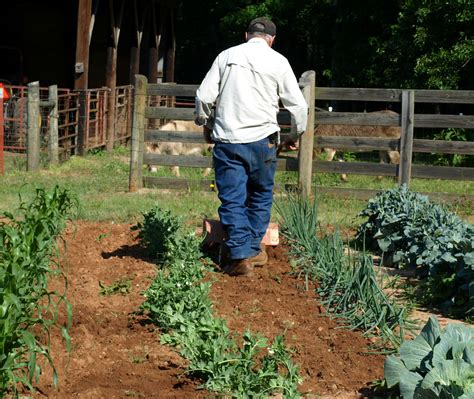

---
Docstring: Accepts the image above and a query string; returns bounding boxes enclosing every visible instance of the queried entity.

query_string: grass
[1,147,472,229]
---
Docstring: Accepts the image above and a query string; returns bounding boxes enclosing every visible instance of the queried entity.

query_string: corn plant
[0,186,76,396]
[275,192,415,350]
[137,205,302,398]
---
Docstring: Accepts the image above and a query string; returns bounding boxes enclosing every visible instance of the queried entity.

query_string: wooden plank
[147,83,198,97]
[411,90,474,104]
[144,176,215,190]
[145,106,292,125]
[315,137,399,151]
[27,82,40,172]
[315,87,474,104]
[145,107,194,120]
[413,139,474,155]
[411,165,474,180]
[315,87,402,102]
[398,90,415,186]
[148,85,474,105]
[144,153,300,171]
[414,114,474,128]
[145,130,206,143]
[284,186,474,203]
[129,75,147,192]
[298,70,316,197]
[313,136,474,155]
[315,111,400,126]
[144,153,213,168]
[313,160,397,176]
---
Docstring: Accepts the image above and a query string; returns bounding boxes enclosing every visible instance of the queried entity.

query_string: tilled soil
[31,221,384,398]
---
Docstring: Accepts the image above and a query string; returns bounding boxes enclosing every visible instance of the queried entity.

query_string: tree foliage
[175,0,473,90]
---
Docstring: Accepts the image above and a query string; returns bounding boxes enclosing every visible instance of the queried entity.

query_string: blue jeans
[213,136,277,260]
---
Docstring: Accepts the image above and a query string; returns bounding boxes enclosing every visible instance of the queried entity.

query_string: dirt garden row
[27,220,392,398]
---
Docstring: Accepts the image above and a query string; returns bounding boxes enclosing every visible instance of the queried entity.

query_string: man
[195,17,308,276]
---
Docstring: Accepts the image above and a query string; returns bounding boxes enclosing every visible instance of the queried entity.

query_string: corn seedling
[0,186,76,396]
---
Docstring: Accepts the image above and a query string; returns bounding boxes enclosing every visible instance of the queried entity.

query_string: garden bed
[29,221,386,398]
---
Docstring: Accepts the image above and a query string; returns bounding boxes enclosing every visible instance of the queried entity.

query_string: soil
[31,220,386,399]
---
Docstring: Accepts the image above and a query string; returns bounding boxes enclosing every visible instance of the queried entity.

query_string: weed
[99,276,133,296]
[96,232,108,242]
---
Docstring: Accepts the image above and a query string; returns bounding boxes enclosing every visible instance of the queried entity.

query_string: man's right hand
[277,138,298,155]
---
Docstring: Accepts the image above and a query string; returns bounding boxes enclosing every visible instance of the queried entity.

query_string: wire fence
[1,84,134,174]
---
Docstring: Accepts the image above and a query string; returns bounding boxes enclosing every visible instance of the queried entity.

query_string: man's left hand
[203,125,213,144]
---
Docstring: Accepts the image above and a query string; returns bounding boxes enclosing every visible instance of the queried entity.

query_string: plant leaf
[399,370,424,399]
[384,355,406,388]
[400,336,433,371]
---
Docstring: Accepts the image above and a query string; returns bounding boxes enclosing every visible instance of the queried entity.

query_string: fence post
[129,75,147,192]
[48,85,59,165]
[398,90,415,186]
[77,91,87,155]
[27,81,41,171]
[298,70,316,198]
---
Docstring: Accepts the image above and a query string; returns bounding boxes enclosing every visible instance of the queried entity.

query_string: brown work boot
[223,259,254,277]
[249,243,268,267]
[248,250,268,267]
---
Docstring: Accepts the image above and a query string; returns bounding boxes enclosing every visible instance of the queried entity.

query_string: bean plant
[0,186,76,396]
[135,206,302,398]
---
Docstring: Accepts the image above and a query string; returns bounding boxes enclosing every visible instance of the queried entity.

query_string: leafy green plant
[433,128,469,167]
[356,185,474,316]
[131,206,181,261]
[384,316,474,399]
[137,206,302,397]
[0,186,76,396]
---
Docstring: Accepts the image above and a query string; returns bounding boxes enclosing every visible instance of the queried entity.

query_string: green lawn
[1,148,472,229]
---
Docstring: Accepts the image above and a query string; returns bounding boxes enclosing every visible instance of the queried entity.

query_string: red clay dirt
[30,221,384,398]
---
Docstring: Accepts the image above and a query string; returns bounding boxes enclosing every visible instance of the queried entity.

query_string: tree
[380,0,474,89]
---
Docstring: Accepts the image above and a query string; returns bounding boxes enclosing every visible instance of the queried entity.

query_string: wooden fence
[129,72,474,197]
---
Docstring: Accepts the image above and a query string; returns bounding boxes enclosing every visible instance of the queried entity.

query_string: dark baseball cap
[247,17,276,36]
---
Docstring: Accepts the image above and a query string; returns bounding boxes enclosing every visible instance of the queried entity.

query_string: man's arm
[278,67,308,135]
[277,67,309,153]
[195,56,220,128]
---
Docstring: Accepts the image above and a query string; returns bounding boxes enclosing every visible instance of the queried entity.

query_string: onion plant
[0,186,76,396]
[275,192,415,350]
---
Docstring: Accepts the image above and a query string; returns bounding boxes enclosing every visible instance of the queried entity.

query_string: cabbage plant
[384,316,474,398]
